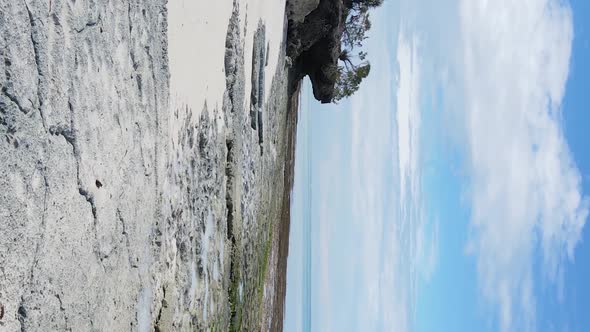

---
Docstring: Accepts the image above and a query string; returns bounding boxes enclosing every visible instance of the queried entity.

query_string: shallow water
[284,80,313,332]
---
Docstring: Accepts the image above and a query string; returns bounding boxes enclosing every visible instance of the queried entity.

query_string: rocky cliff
[288,0,345,103]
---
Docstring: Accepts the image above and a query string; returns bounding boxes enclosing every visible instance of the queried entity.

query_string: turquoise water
[284,81,312,332]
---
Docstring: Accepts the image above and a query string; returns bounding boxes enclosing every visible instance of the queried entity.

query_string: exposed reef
[0,0,294,331]
[287,0,345,103]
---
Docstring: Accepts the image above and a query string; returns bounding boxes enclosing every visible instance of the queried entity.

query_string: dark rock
[288,0,345,103]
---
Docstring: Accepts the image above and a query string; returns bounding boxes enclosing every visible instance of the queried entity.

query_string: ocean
[284,80,313,332]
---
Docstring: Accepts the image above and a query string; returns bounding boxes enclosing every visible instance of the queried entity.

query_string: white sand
[168,1,233,116]
[240,0,287,108]
[167,0,286,126]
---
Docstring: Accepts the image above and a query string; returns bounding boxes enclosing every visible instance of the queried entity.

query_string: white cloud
[396,29,422,221]
[416,217,439,283]
[349,28,402,331]
[457,0,589,330]
[396,29,442,325]
[330,21,438,331]
[346,27,437,332]
[314,0,586,330]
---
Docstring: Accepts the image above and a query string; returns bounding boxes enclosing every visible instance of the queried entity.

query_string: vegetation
[333,0,384,102]
[227,201,276,332]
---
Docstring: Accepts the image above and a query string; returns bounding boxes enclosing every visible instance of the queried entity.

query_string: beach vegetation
[333,0,384,102]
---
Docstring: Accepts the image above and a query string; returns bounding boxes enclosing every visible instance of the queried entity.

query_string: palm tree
[339,49,354,70]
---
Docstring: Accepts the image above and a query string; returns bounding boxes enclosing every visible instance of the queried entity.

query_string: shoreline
[0,0,302,330]
[268,75,301,331]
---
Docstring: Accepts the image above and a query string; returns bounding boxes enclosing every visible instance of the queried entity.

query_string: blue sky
[284,0,590,331]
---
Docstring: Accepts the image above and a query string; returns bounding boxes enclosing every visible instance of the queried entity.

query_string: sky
[284,0,590,331]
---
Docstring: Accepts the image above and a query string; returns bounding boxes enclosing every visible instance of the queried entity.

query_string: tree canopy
[332,0,383,102]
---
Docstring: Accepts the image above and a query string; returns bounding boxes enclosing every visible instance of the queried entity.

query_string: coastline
[264,75,301,331]
[160,0,299,329]
[0,0,301,330]
[161,0,306,330]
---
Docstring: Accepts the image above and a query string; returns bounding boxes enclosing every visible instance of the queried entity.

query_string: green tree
[344,0,384,11]
[332,0,383,102]
[333,50,371,102]
[342,9,372,50]
[342,0,383,50]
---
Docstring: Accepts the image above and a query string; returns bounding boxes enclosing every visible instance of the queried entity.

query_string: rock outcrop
[0,1,169,330]
[0,0,296,331]
[288,0,320,24]
[287,0,345,103]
